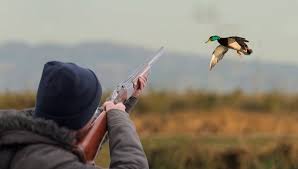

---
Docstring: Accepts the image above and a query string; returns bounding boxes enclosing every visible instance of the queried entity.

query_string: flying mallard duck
[205,35,253,70]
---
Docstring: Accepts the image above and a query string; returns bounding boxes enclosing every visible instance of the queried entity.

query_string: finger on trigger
[143,77,148,82]
[139,79,144,85]
[140,82,145,89]
[140,76,146,81]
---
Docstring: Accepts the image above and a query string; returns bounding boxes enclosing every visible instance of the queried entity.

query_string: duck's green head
[205,35,221,43]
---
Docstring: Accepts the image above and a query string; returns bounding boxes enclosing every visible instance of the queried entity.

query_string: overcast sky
[0,0,298,64]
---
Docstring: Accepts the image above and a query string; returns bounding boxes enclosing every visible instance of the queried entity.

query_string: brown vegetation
[2,90,298,169]
[133,110,298,136]
[0,91,35,109]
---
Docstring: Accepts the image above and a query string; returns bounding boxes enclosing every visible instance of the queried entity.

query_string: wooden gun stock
[76,111,107,163]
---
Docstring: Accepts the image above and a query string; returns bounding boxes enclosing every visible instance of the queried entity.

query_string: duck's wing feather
[209,45,229,71]
[228,36,249,49]
[230,36,249,42]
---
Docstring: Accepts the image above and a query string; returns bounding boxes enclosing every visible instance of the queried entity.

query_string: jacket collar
[0,109,76,148]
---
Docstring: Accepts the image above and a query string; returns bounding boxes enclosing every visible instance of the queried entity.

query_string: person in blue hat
[0,61,149,169]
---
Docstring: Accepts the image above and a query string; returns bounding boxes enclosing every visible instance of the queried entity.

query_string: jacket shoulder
[10,143,101,169]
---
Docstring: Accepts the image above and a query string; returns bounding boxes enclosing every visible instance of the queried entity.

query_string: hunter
[0,61,149,169]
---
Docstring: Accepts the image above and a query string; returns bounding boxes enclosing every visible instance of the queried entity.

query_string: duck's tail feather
[247,48,253,55]
[242,48,253,55]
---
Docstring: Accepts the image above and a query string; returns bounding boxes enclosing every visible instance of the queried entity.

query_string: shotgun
[76,47,164,163]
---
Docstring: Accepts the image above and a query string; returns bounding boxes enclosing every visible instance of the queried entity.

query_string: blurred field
[97,135,298,169]
[2,90,298,169]
[0,91,35,109]
[3,89,298,113]
[133,110,298,136]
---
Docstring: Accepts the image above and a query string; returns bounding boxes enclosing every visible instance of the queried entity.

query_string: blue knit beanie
[34,61,102,130]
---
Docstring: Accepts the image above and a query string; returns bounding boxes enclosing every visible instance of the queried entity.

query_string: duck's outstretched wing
[230,36,253,55]
[230,36,249,49]
[209,45,229,71]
